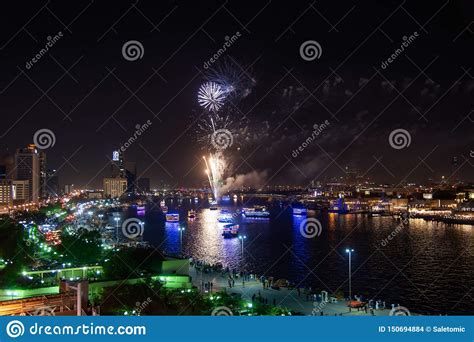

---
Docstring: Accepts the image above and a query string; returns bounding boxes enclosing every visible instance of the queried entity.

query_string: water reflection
[136,203,474,315]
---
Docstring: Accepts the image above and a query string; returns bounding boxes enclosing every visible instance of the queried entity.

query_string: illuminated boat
[166,213,179,222]
[222,223,239,238]
[218,213,234,223]
[292,207,307,216]
[221,195,231,201]
[242,206,270,218]
[137,206,146,216]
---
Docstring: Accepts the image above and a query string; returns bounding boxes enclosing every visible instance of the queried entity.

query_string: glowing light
[202,152,226,200]
[197,82,227,112]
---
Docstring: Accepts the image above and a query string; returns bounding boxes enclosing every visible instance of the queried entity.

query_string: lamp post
[114,217,120,243]
[238,235,247,257]
[178,227,185,253]
[345,248,354,300]
[98,214,104,229]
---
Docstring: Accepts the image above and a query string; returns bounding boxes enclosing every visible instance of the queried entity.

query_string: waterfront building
[103,177,127,198]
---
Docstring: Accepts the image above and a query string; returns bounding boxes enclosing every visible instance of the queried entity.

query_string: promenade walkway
[189,266,393,316]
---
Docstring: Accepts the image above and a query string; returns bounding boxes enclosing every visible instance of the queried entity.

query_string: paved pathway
[189,266,393,316]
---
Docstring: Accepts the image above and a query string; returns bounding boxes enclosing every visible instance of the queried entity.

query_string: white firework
[198,82,227,112]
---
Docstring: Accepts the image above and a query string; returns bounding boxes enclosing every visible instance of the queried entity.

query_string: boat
[328,197,349,214]
[292,207,308,216]
[188,210,196,219]
[166,213,179,222]
[222,223,239,238]
[242,206,270,218]
[218,214,234,223]
[209,206,218,211]
[137,206,146,216]
[221,195,231,202]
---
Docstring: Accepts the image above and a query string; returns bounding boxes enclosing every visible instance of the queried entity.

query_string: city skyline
[1,0,474,329]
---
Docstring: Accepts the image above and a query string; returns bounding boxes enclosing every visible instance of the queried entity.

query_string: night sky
[0,0,472,189]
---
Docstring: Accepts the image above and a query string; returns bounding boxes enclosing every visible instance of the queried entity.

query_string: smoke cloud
[219,170,268,194]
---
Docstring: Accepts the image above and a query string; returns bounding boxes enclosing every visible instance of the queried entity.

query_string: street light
[238,235,247,257]
[178,227,185,253]
[114,217,121,243]
[98,214,104,229]
[345,248,354,300]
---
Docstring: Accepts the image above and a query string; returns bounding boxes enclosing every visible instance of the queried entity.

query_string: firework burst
[204,57,256,101]
[202,152,227,200]
[197,81,227,112]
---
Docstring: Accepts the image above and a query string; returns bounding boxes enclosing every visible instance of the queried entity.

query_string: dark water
[138,198,474,315]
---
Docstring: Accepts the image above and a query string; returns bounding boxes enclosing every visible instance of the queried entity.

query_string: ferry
[218,214,234,223]
[242,206,270,218]
[222,223,239,238]
[166,213,179,222]
[188,210,196,219]
[292,207,308,216]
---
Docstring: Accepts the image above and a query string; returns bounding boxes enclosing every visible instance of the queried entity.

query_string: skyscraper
[46,169,59,197]
[14,144,46,202]
[103,177,127,198]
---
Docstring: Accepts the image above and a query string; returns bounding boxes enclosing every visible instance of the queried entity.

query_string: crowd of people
[190,258,393,316]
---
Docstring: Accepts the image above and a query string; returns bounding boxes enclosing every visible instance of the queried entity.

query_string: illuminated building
[0,180,13,206]
[103,177,127,198]
[45,169,59,197]
[64,184,74,195]
[14,144,46,202]
[12,180,30,203]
